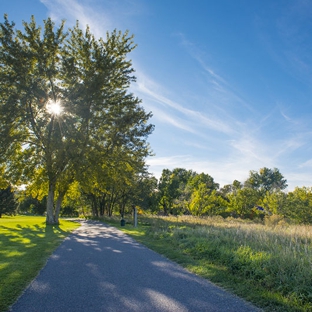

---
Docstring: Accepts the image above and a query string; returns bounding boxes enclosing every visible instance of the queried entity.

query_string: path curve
[10,220,261,312]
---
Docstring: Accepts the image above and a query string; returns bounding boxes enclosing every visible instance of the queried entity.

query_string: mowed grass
[0,216,80,312]
[100,215,312,312]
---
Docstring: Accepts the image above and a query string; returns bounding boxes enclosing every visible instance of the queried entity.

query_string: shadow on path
[10,220,261,312]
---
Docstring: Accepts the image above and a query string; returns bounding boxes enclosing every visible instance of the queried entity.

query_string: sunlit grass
[0,216,80,312]
[99,214,312,312]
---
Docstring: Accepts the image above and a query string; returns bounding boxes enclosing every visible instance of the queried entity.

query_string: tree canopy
[0,15,154,224]
[244,167,287,194]
[0,185,17,217]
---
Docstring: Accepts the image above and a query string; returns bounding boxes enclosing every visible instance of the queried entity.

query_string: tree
[220,180,242,196]
[187,173,224,216]
[132,175,158,213]
[169,168,195,214]
[79,142,151,217]
[0,15,153,224]
[260,191,287,215]
[226,187,261,218]
[187,172,219,192]
[244,167,287,195]
[0,166,9,189]
[17,195,46,215]
[0,185,17,217]
[285,187,312,224]
[157,169,174,215]
[157,168,195,215]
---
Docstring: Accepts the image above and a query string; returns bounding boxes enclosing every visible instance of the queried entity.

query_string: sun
[46,100,63,115]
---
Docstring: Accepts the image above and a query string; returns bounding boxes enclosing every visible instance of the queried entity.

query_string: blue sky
[2,0,312,190]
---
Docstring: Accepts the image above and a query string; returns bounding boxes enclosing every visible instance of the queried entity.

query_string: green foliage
[21,196,46,215]
[285,187,312,224]
[244,167,287,195]
[132,175,158,212]
[0,185,17,217]
[0,15,153,224]
[260,191,288,215]
[189,186,226,216]
[188,172,219,191]
[227,187,261,218]
[157,169,221,216]
[60,205,79,217]
[157,169,177,215]
[142,166,312,225]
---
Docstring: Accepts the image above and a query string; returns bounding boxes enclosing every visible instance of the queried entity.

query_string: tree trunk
[46,182,55,224]
[163,203,168,216]
[119,203,125,217]
[54,191,66,224]
[91,195,98,217]
[99,193,106,216]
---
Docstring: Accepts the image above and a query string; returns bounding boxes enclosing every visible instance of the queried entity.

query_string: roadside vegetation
[99,214,312,312]
[0,216,80,312]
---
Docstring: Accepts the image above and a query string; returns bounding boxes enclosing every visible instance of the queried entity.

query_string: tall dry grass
[144,215,312,308]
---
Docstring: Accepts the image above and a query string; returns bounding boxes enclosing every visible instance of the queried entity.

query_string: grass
[0,216,80,312]
[2,214,311,311]
[99,214,312,312]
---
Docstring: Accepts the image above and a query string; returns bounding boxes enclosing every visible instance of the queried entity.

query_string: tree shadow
[0,219,76,312]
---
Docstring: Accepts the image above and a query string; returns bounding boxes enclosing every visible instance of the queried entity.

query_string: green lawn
[0,216,80,312]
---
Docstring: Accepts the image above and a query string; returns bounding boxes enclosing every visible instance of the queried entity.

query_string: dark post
[132,205,138,228]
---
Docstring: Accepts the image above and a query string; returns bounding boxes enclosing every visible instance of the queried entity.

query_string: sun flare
[46,100,63,115]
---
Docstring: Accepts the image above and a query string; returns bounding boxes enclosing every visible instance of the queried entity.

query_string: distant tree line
[2,166,312,224]
[153,167,312,224]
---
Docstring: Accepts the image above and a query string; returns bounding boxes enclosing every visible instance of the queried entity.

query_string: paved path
[10,220,261,312]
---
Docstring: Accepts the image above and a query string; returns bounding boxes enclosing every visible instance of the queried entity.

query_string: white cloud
[40,0,109,36]
[39,0,312,191]
[176,33,257,114]
[134,71,235,135]
[40,0,145,37]
[299,159,312,168]
[285,171,312,191]
[149,106,197,134]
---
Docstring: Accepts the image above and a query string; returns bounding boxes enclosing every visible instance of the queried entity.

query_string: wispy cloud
[134,71,235,135]
[255,1,312,84]
[40,0,109,36]
[176,33,257,114]
[299,159,312,168]
[39,0,312,190]
[135,66,293,187]
[40,0,145,37]
[147,105,196,134]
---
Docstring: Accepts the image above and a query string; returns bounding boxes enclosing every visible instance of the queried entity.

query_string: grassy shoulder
[0,216,80,312]
[99,215,312,312]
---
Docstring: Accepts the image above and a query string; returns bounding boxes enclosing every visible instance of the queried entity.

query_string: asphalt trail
[10,220,261,312]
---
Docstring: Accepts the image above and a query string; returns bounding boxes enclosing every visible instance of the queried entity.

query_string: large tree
[244,167,287,195]
[0,15,153,224]
[157,168,194,215]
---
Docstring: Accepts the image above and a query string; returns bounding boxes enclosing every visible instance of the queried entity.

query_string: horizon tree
[244,167,287,195]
